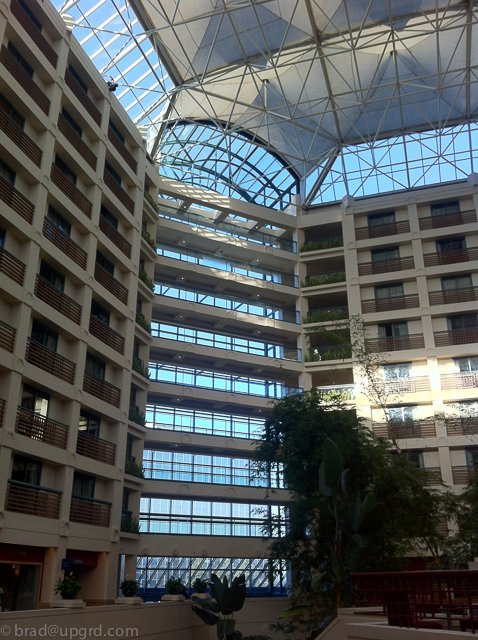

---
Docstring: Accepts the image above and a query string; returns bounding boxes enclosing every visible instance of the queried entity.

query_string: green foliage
[303,308,349,324]
[305,346,352,362]
[300,238,343,252]
[192,574,248,639]
[141,227,156,250]
[135,312,151,333]
[133,356,150,379]
[301,272,346,288]
[192,577,209,593]
[54,574,82,596]
[124,457,145,478]
[166,576,183,594]
[139,268,154,291]
[129,403,146,427]
[144,190,159,213]
[120,577,140,595]
[120,514,140,534]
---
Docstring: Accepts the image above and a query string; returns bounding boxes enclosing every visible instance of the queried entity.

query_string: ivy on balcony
[300,237,343,252]
[133,356,150,379]
[124,457,145,478]
[144,190,159,213]
[121,514,140,534]
[129,403,146,427]
[141,227,156,251]
[135,312,151,334]
[139,268,154,291]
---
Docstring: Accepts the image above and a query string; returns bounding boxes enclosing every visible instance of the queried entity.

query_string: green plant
[301,272,346,288]
[125,457,145,478]
[191,574,247,639]
[192,577,209,593]
[141,227,156,251]
[135,312,151,333]
[120,577,140,596]
[166,576,183,594]
[133,356,150,379]
[139,268,154,291]
[304,346,352,362]
[54,574,82,598]
[300,237,343,252]
[129,403,146,427]
[303,309,349,324]
[121,514,140,534]
[144,190,159,213]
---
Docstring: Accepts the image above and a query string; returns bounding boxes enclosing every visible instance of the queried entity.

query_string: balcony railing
[99,213,131,258]
[429,286,478,306]
[372,420,436,439]
[108,126,137,173]
[42,217,87,270]
[0,105,42,167]
[0,246,25,285]
[76,430,116,465]
[424,247,478,267]
[419,209,477,230]
[452,466,477,485]
[50,163,92,219]
[103,169,135,215]
[358,256,414,276]
[10,0,58,68]
[64,68,101,126]
[34,274,82,325]
[314,384,355,400]
[0,45,50,115]
[0,319,16,353]
[441,371,478,390]
[355,220,410,240]
[302,270,346,287]
[6,479,61,518]
[89,315,125,355]
[434,327,478,347]
[361,294,419,314]
[0,174,35,223]
[15,406,68,449]
[446,417,478,436]
[83,370,121,408]
[0,398,5,427]
[381,376,431,393]
[70,495,111,527]
[306,344,352,362]
[94,263,128,305]
[304,306,349,324]
[57,112,97,170]
[364,334,425,353]
[26,338,75,384]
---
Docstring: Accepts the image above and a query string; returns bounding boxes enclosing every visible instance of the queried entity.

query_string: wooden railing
[381,376,431,393]
[372,420,436,439]
[358,256,414,276]
[361,294,419,314]
[76,431,116,465]
[0,246,25,285]
[419,209,477,230]
[94,263,128,305]
[0,319,15,353]
[83,371,121,408]
[10,0,58,68]
[365,334,425,353]
[50,164,92,219]
[15,406,68,449]
[64,69,102,126]
[70,495,111,527]
[424,247,478,267]
[57,113,97,170]
[434,327,478,347]
[446,417,478,436]
[429,286,478,306]
[355,220,410,240]
[0,398,5,427]
[452,466,477,485]
[42,217,87,270]
[0,174,35,223]
[441,372,478,390]
[103,169,135,215]
[0,107,42,167]
[0,45,50,115]
[89,315,125,355]
[99,214,131,258]
[26,338,75,384]
[35,275,82,325]
[108,126,137,173]
[6,480,61,518]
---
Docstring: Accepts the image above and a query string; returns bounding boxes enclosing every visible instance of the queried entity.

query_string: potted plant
[54,574,82,600]
[120,577,140,597]
[165,576,183,595]
[192,577,208,594]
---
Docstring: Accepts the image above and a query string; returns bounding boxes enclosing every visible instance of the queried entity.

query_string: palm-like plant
[192,574,246,639]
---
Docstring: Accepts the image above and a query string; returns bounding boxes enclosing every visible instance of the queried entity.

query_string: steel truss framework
[55,0,478,209]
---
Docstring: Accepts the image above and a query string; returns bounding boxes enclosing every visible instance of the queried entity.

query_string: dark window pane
[431,201,460,216]
[18,0,42,31]
[61,108,82,138]
[0,159,16,186]
[0,93,24,128]
[371,247,399,262]
[79,412,100,437]
[12,454,42,485]
[100,205,118,229]
[54,155,77,186]
[86,353,105,379]
[68,64,88,93]
[21,384,49,416]
[375,283,404,299]
[8,42,33,78]
[368,211,395,227]
[104,161,121,185]
[442,275,472,291]
[0,227,5,248]
[91,300,110,326]
[437,237,465,253]
[73,472,95,498]
[96,251,114,276]
[109,120,125,144]
[47,207,71,236]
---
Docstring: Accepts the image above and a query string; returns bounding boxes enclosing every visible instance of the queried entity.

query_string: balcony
[429,287,478,306]
[300,236,343,252]
[0,45,50,115]
[446,417,478,436]
[135,311,151,334]
[50,164,92,219]
[441,371,478,390]
[99,213,131,258]
[302,270,346,288]
[0,106,42,167]
[381,376,431,393]
[57,112,97,171]
[76,430,116,465]
[6,479,61,518]
[372,420,436,439]
[89,315,125,355]
[42,217,87,270]
[64,68,101,126]
[108,125,137,173]
[304,306,349,324]
[133,355,150,379]
[355,220,410,240]
[129,403,146,427]
[364,334,425,353]
[103,169,135,215]
[0,246,25,285]
[0,319,16,353]
[125,454,144,478]
[0,174,35,223]
[34,275,82,325]
[83,370,121,408]
[434,327,478,347]
[94,263,128,305]
[358,256,414,276]
[26,338,75,384]
[361,294,419,314]
[70,495,111,527]
[314,384,355,401]
[424,247,478,267]
[121,510,140,534]
[451,466,476,485]
[15,406,68,449]
[306,344,352,362]
[419,209,477,230]
[0,398,4,427]
[10,0,58,68]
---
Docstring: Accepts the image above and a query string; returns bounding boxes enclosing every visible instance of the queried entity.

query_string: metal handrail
[71,494,112,506]
[8,478,62,494]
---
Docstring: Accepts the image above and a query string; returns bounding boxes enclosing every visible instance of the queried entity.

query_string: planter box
[115,597,142,605]
[51,600,86,608]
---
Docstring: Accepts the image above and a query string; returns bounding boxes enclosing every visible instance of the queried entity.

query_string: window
[371,247,399,262]
[91,300,110,326]
[0,227,5,248]
[100,205,118,229]
[109,120,125,144]
[404,450,423,468]
[383,363,412,379]
[79,411,100,438]
[54,155,77,186]
[68,64,88,93]
[105,161,121,186]
[11,455,42,485]
[47,207,71,236]
[0,158,16,186]
[0,93,24,128]
[465,449,478,468]
[61,108,82,138]
[368,211,395,227]
[378,322,408,337]
[431,201,460,216]
[85,353,105,380]
[18,0,42,31]
[442,275,472,291]
[389,406,416,423]
[8,42,33,78]
[447,314,478,331]
[39,260,64,292]
[455,357,478,373]
[437,237,465,253]
[31,320,58,352]
[72,472,95,498]
[21,384,49,417]
[375,283,404,299]
[96,250,114,276]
